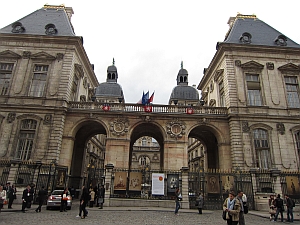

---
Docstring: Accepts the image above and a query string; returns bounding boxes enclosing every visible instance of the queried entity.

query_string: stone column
[32,161,42,187]
[270,169,282,195]
[104,163,114,207]
[180,166,189,209]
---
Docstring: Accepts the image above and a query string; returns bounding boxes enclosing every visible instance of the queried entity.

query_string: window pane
[248,90,262,106]
[16,120,37,160]
[253,129,271,169]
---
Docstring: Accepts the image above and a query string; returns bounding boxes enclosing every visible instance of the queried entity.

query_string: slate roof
[95,82,124,98]
[224,15,300,48]
[0,5,75,36]
[170,85,199,100]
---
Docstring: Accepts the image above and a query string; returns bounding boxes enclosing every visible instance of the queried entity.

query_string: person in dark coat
[21,184,33,212]
[60,188,69,212]
[6,182,16,209]
[79,186,89,219]
[98,185,105,209]
[197,192,204,214]
[35,186,47,212]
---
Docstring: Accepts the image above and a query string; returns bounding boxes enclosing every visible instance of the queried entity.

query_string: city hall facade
[0,5,300,209]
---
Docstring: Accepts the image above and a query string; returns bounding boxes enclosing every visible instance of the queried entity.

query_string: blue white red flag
[148,91,154,104]
[142,91,149,105]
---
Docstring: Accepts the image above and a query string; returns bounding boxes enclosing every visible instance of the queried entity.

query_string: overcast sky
[1,0,300,104]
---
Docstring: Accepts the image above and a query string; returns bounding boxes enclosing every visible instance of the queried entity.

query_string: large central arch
[129,122,165,170]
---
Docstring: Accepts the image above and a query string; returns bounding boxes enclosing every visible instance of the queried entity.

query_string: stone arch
[67,118,108,189]
[187,123,229,169]
[129,121,166,170]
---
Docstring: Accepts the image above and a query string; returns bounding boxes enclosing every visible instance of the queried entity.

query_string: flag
[148,91,154,104]
[102,104,110,111]
[142,91,149,105]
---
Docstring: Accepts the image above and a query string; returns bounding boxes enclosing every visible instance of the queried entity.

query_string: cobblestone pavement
[1,206,300,225]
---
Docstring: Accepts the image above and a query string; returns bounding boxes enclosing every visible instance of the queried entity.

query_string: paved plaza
[1,204,300,225]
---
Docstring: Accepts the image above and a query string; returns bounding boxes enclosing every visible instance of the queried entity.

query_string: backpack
[292,199,295,208]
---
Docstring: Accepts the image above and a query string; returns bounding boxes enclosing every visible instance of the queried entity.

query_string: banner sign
[152,173,164,195]
[129,172,142,191]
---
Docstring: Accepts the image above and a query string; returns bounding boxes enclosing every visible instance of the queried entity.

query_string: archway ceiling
[75,121,107,142]
[189,126,217,146]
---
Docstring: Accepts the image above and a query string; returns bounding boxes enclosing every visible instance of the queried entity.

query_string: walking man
[285,194,294,222]
[35,186,47,212]
[273,194,284,222]
[21,184,33,212]
[79,185,89,219]
[237,190,245,225]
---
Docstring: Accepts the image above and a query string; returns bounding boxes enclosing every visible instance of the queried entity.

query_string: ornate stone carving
[276,123,285,135]
[11,22,25,33]
[242,121,250,132]
[22,51,31,59]
[266,62,274,70]
[141,115,151,122]
[56,53,64,60]
[110,117,129,136]
[166,118,186,139]
[235,60,241,67]
[44,114,52,125]
[7,112,16,123]
[45,23,57,35]
[198,118,209,124]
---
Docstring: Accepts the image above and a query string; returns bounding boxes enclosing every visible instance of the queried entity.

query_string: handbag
[269,208,276,215]
[62,194,68,201]
[222,210,227,220]
[178,194,182,201]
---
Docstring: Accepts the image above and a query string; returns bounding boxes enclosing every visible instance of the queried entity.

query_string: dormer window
[275,35,287,46]
[240,32,252,44]
[45,24,57,35]
[11,22,25,33]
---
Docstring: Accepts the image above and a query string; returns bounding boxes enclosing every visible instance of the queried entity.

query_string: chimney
[65,7,74,21]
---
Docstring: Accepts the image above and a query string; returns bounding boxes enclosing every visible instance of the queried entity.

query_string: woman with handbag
[60,188,69,212]
[0,185,7,213]
[223,192,240,225]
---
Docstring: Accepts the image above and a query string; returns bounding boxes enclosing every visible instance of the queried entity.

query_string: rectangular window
[295,131,300,161]
[0,63,13,95]
[246,74,262,106]
[285,76,300,108]
[219,81,225,107]
[16,119,37,160]
[253,129,271,169]
[29,65,48,97]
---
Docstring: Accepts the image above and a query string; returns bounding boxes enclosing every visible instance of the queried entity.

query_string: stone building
[0,5,300,209]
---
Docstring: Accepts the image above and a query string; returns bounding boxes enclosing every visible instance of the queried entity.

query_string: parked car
[46,190,72,210]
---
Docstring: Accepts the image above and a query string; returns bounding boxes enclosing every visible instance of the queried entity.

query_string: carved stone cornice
[0,50,21,59]
[30,51,56,61]
[278,63,300,75]
[266,62,274,70]
[22,51,31,59]
[276,123,285,135]
[240,60,264,72]
[74,63,84,78]
[7,112,16,123]
[214,69,224,81]
[242,121,250,132]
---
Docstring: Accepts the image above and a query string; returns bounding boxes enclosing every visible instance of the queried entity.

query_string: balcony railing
[68,102,228,115]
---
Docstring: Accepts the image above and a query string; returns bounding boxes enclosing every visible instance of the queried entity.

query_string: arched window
[253,128,271,169]
[16,119,37,160]
[112,73,115,79]
[180,76,183,82]
[108,73,111,79]
[139,156,150,166]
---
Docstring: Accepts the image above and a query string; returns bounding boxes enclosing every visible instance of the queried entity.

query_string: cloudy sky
[1,0,300,104]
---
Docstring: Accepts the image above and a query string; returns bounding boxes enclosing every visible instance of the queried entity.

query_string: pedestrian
[236,190,246,225]
[285,194,294,222]
[174,187,182,215]
[196,192,204,214]
[268,194,276,221]
[98,184,105,209]
[60,188,69,212]
[223,191,240,225]
[273,194,284,222]
[21,184,33,213]
[6,182,15,209]
[35,186,47,212]
[89,188,95,207]
[79,185,89,219]
[0,185,7,213]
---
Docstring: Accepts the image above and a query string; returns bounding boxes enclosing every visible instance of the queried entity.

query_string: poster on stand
[129,172,142,191]
[286,176,300,195]
[114,172,127,190]
[152,173,164,195]
[167,174,179,192]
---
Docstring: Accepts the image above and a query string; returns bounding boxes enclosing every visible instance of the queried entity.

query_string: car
[46,190,72,210]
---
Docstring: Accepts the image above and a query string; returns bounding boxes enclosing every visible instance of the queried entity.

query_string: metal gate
[188,169,254,210]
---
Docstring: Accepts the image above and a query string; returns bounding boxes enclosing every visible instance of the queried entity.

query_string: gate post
[270,168,281,195]
[104,163,114,207]
[180,166,189,209]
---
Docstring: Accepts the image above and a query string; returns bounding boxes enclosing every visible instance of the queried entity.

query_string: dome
[95,82,123,97]
[170,85,199,100]
[107,65,117,72]
[178,68,188,75]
